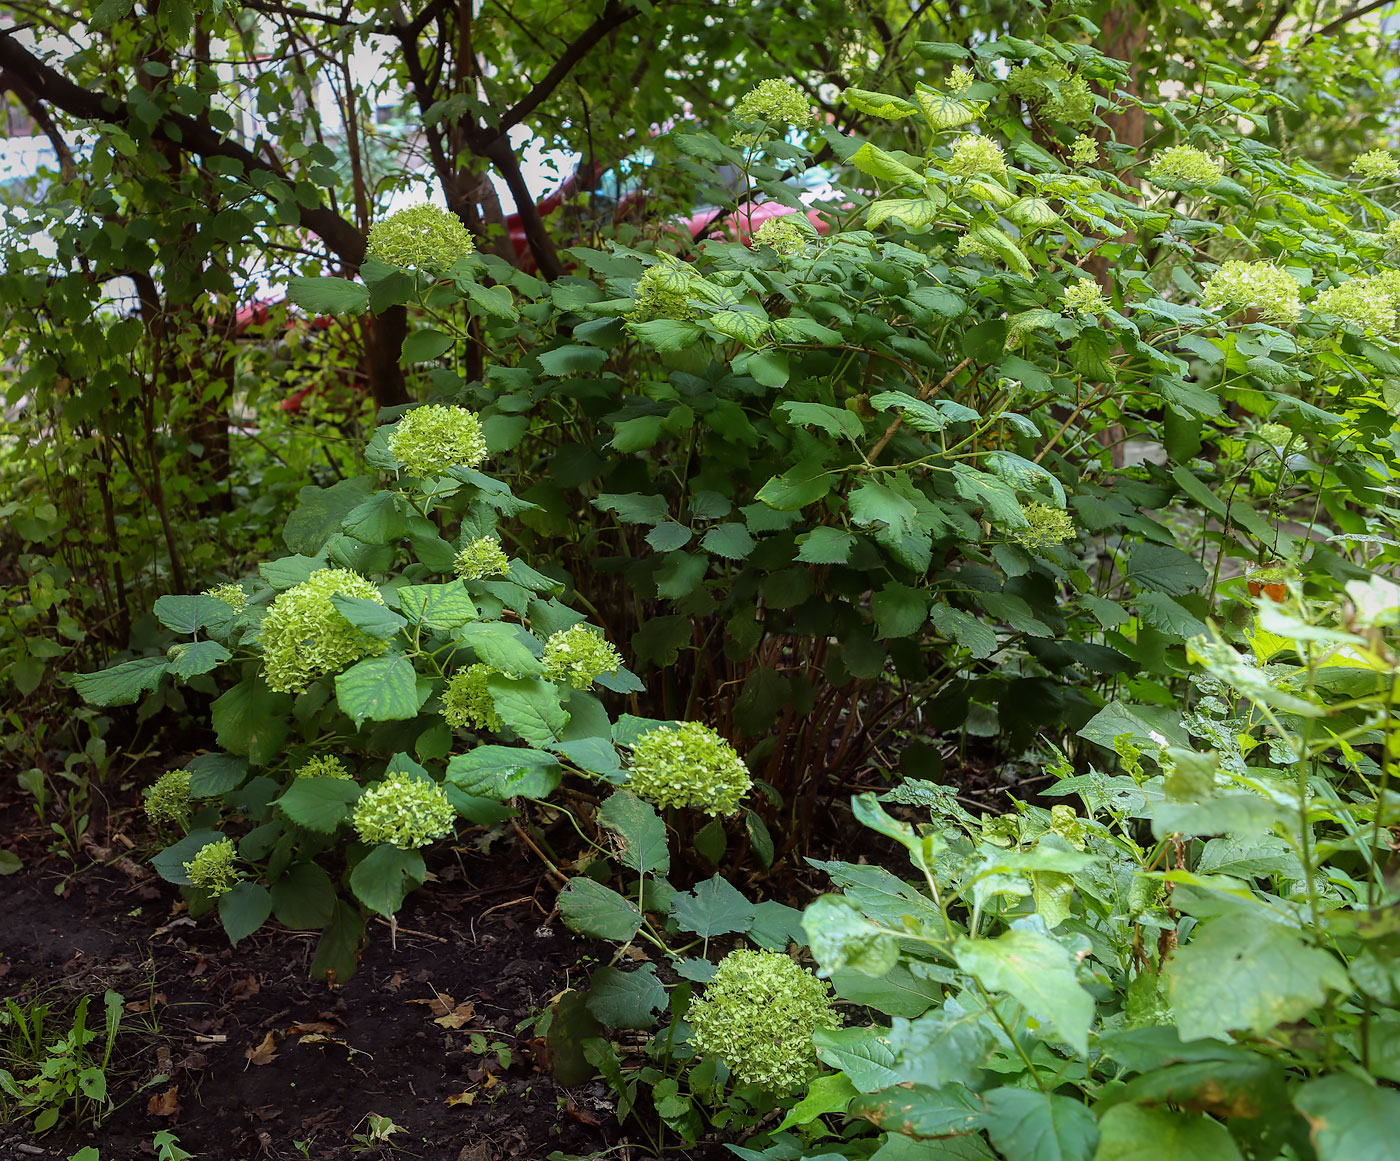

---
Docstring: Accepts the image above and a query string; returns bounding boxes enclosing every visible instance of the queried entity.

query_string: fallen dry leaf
[409,992,456,1017]
[445,1090,476,1108]
[288,1021,337,1036]
[147,1085,180,1118]
[245,1030,281,1066]
[434,1002,476,1030]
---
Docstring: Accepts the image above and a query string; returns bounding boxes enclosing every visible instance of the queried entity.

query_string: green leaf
[982,1089,1099,1161]
[869,390,950,432]
[212,679,293,765]
[538,344,609,377]
[778,401,865,441]
[598,791,669,875]
[271,862,338,929]
[219,882,272,946]
[1092,1104,1242,1161]
[72,657,169,707]
[486,674,569,746]
[558,877,643,941]
[1294,1076,1400,1161]
[311,901,366,983]
[646,520,692,551]
[1069,329,1117,381]
[90,0,136,30]
[462,281,518,320]
[830,963,942,1018]
[342,491,407,544]
[841,86,921,119]
[915,84,983,129]
[777,1072,858,1131]
[283,477,376,555]
[812,1026,902,1093]
[850,142,926,187]
[396,582,478,630]
[276,777,360,833]
[798,527,857,564]
[166,640,232,679]
[593,493,669,525]
[952,928,1093,1055]
[0,850,23,875]
[585,964,667,1029]
[670,874,755,938]
[329,596,407,640]
[445,746,562,800]
[1126,544,1208,596]
[152,829,225,885]
[349,844,425,917]
[454,621,544,676]
[929,605,998,659]
[849,1083,986,1138]
[867,197,945,231]
[401,327,454,363]
[872,583,929,639]
[889,1006,996,1089]
[288,275,368,315]
[1134,592,1209,638]
[154,594,236,636]
[710,309,770,346]
[756,456,836,510]
[335,654,423,727]
[803,894,899,978]
[1166,914,1349,1042]
[700,523,756,560]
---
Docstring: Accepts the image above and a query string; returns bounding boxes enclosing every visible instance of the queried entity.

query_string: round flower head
[1202,261,1302,326]
[629,261,696,324]
[948,65,975,93]
[145,769,192,829]
[946,133,1007,180]
[1147,145,1224,188]
[687,950,840,1092]
[1252,422,1296,454]
[733,79,810,126]
[387,404,488,478]
[203,583,247,614]
[1352,149,1400,182]
[541,624,622,689]
[627,721,752,816]
[1311,278,1397,335]
[260,568,389,694]
[454,536,510,581]
[1007,63,1094,126]
[753,214,814,257]
[1012,502,1076,553]
[1387,220,1400,247]
[184,838,240,898]
[1062,278,1109,316]
[956,233,999,261]
[296,755,352,780]
[366,203,476,273]
[442,664,502,732]
[1070,134,1099,167]
[352,771,456,849]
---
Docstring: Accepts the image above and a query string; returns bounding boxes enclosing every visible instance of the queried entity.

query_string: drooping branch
[1305,0,1397,42]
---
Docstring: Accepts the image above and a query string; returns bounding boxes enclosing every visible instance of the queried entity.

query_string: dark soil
[0,778,672,1161]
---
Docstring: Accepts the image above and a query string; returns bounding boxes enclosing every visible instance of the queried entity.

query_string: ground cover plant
[6,0,1400,1157]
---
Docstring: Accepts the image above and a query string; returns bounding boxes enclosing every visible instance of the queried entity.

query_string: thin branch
[1305,0,1397,41]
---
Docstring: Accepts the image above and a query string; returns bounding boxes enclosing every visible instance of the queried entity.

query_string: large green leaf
[597,791,669,876]
[154,594,236,636]
[952,929,1093,1055]
[72,657,169,707]
[282,477,375,554]
[888,1006,996,1089]
[1092,1104,1242,1161]
[335,654,423,727]
[585,964,667,1029]
[557,877,643,941]
[1295,1076,1400,1161]
[485,674,569,746]
[396,581,478,630]
[454,621,544,676]
[1166,914,1349,1042]
[276,777,360,833]
[288,275,368,315]
[219,882,272,946]
[270,862,338,930]
[756,456,836,510]
[670,874,755,938]
[803,894,899,978]
[349,844,425,917]
[1126,543,1208,596]
[166,640,231,679]
[445,746,562,800]
[211,679,293,765]
[849,1083,986,1138]
[812,1026,901,1093]
[982,1089,1099,1161]
[311,901,366,983]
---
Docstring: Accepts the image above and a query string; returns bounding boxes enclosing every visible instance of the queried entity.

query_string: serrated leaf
[397,582,478,630]
[335,654,423,727]
[915,84,984,129]
[867,196,946,230]
[1295,1076,1400,1161]
[670,874,755,938]
[851,142,926,188]
[953,929,1093,1055]
[585,964,667,1029]
[486,674,569,747]
[709,309,770,346]
[166,640,231,679]
[454,621,544,676]
[72,657,169,706]
[803,894,899,978]
[841,86,921,119]
[1093,1104,1242,1161]
[154,594,236,636]
[445,746,562,800]
[869,390,949,432]
[982,1089,1099,1161]
[288,276,368,316]
[797,527,857,564]
[558,877,643,941]
[329,596,407,640]
[350,844,425,917]
[700,523,757,560]
[276,777,360,833]
[1126,544,1207,596]
[597,790,669,875]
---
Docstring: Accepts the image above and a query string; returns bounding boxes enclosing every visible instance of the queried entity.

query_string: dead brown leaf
[245,1030,281,1066]
[288,1021,337,1036]
[146,1085,181,1118]
[445,1090,476,1108]
[409,992,457,1017]
[434,1002,476,1030]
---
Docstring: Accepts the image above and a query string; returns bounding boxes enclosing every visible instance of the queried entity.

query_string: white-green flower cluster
[627,721,752,816]
[1147,145,1224,188]
[1311,277,1398,335]
[442,664,502,732]
[261,568,388,694]
[946,134,1007,179]
[687,950,839,1091]
[145,769,192,828]
[1201,260,1302,325]
[296,755,352,780]
[948,65,975,93]
[1070,134,1099,167]
[1062,278,1109,316]
[629,262,696,323]
[184,838,240,898]
[1352,149,1400,182]
[1252,422,1296,453]
[454,536,510,581]
[541,625,622,689]
[1007,63,1095,126]
[352,772,456,849]
[1012,502,1076,552]
[366,203,476,273]
[203,583,247,614]
[753,215,814,257]
[733,79,810,125]
[387,405,488,478]
[956,233,1001,262]
[1387,219,1400,246]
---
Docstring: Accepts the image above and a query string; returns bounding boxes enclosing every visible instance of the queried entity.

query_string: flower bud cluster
[1007,64,1094,126]
[387,405,488,479]
[352,772,456,849]
[629,262,697,323]
[453,536,511,581]
[627,721,752,816]
[203,583,247,614]
[261,568,389,694]
[366,203,476,273]
[184,838,240,898]
[1070,135,1099,167]
[733,80,811,126]
[946,134,1007,180]
[1201,260,1301,325]
[442,664,503,732]
[947,65,975,93]
[1311,277,1398,335]
[145,769,193,828]
[1352,149,1400,182]
[541,625,622,689]
[296,755,352,780]
[1062,278,1108,316]
[753,215,814,257]
[687,950,839,1091]
[1012,502,1076,552]
[1147,145,1224,188]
